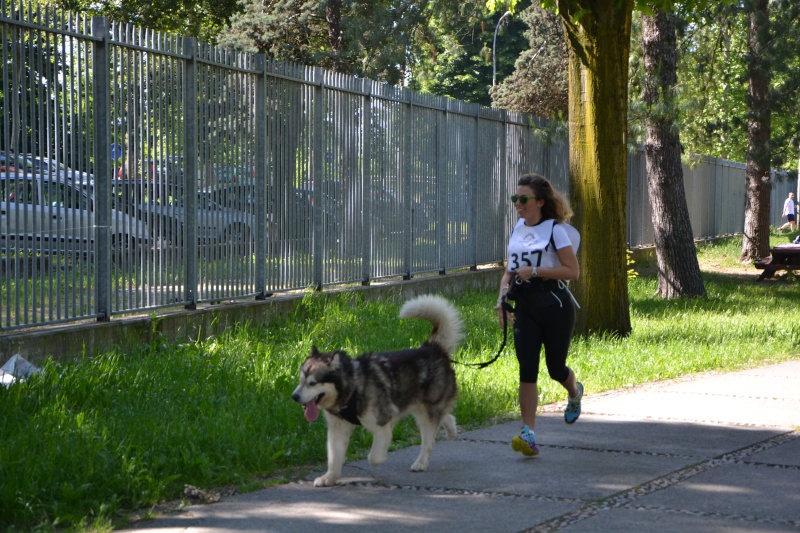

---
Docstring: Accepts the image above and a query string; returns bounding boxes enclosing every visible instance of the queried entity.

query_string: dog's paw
[442,414,458,440]
[410,460,429,472]
[368,451,388,467]
[313,474,338,487]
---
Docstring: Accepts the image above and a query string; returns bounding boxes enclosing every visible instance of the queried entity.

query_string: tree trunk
[641,10,706,298]
[325,0,348,74]
[558,0,633,336]
[740,0,772,263]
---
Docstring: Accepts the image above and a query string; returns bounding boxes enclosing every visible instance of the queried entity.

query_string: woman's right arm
[494,270,515,326]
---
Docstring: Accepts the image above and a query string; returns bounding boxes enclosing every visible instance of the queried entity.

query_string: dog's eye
[307,380,317,386]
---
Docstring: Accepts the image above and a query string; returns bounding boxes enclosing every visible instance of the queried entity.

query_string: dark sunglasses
[510,194,536,204]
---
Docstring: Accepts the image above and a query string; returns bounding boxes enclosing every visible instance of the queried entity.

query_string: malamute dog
[291,294,464,487]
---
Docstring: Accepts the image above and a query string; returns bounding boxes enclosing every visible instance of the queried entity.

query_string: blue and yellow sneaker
[511,425,539,456]
[564,382,584,424]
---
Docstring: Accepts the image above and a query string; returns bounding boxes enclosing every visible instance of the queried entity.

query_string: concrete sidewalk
[125,360,800,532]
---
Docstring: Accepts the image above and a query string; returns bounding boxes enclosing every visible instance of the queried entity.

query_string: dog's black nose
[291,393,300,403]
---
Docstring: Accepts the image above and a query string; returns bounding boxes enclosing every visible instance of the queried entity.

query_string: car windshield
[31,157,68,172]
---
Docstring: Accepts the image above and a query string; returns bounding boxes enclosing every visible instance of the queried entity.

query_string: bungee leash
[453,296,513,369]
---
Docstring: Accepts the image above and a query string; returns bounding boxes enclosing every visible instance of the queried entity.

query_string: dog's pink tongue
[304,400,319,422]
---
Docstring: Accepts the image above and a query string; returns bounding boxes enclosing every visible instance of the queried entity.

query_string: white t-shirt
[506,219,580,272]
[783,197,795,217]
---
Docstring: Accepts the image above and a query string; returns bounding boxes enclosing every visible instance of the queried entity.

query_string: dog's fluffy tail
[399,294,464,356]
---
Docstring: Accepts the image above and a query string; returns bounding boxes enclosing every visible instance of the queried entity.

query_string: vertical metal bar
[255,53,267,298]
[183,37,198,309]
[35,8,47,322]
[469,106,479,269]
[402,89,412,279]
[360,79,371,285]
[312,67,323,290]
[92,16,111,321]
[436,101,448,274]
[499,109,508,261]
[21,4,32,323]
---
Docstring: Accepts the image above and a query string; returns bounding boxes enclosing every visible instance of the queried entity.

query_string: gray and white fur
[291,294,464,487]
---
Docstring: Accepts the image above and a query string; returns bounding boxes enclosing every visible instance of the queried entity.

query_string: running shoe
[511,425,539,456]
[564,382,583,424]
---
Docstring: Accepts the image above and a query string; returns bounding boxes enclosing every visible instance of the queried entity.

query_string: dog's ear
[311,345,320,356]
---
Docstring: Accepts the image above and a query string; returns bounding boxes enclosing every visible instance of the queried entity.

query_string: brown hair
[517,173,573,223]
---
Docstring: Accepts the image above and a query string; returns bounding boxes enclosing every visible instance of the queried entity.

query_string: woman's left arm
[552,245,580,281]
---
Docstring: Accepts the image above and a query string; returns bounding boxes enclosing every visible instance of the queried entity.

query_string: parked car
[0,151,32,173]
[112,179,263,249]
[209,182,312,242]
[295,179,431,236]
[25,154,94,183]
[1,172,149,257]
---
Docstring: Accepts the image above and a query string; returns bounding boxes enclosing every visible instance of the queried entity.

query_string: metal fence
[1,5,795,331]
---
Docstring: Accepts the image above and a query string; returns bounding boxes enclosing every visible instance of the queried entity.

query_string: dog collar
[336,392,361,426]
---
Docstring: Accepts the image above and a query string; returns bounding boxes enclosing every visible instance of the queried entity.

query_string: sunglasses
[510,194,536,204]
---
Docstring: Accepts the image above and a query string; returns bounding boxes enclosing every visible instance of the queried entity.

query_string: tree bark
[641,10,706,298]
[740,0,772,263]
[558,0,633,336]
[325,0,348,74]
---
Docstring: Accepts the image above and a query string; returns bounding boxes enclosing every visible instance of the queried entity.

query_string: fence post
[469,105,479,270]
[92,16,111,322]
[499,109,508,262]
[255,53,268,298]
[360,78,372,285]
[402,89,413,279]
[312,67,324,290]
[437,99,449,275]
[183,37,198,309]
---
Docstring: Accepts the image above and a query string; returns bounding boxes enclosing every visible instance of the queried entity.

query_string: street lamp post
[492,11,512,87]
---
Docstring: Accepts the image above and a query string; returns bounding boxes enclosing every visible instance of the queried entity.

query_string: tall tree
[491,3,568,117]
[408,7,530,106]
[57,0,240,40]
[551,0,636,335]
[221,0,429,82]
[676,3,800,173]
[740,0,771,263]
[641,7,705,298]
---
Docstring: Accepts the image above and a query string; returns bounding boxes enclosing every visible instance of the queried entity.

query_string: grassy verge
[1,235,799,532]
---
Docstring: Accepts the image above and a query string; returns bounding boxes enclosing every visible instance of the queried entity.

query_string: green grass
[2,235,800,532]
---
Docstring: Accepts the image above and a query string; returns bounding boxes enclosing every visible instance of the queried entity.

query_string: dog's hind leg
[441,413,457,440]
[315,414,355,487]
[410,413,439,472]
[367,423,394,467]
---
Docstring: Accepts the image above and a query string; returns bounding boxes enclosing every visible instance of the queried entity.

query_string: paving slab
[586,390,797,427]
[334,438,692,501]
[748,437,800,467]
[464,414,782,459]
[124,480,578,533]
[633,462,800,525]
[558,508,796,533]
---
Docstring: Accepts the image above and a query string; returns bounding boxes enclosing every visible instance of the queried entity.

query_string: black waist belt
[516,279,561,292]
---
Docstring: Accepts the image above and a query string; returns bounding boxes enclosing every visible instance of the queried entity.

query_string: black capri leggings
[512,289,576,384]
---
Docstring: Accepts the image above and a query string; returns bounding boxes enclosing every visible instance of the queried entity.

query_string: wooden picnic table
[755,244,800,280]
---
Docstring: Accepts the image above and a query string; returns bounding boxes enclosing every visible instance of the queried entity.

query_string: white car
[1,172,149,257]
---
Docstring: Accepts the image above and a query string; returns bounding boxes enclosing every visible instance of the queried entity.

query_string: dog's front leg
[315,414,354,487]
